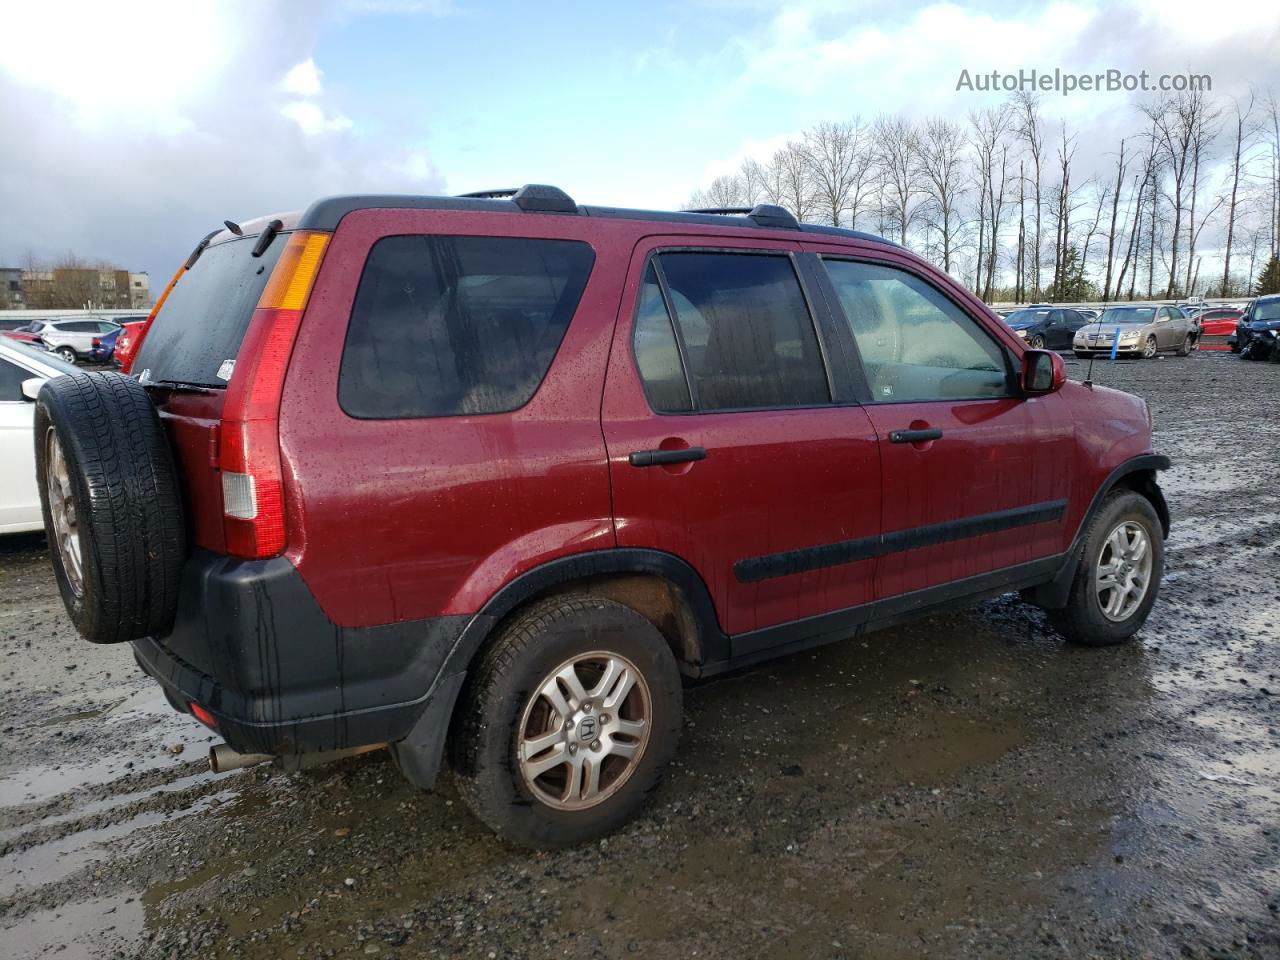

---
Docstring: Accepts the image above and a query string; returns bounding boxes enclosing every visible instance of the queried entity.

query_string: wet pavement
[0,352,1276,959]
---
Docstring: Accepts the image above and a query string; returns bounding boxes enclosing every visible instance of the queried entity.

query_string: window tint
[62,321,98,333]
[339,235,594,419]
[0,358,28,401]
[134,235,284,386]
[632,264,692,412]
[823,259,1010,403]
[653,252,829,411]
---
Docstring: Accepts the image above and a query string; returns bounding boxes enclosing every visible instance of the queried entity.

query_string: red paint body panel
[114,320,147,369]
[601,235,881,635]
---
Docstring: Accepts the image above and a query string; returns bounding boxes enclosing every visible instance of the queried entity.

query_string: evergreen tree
[1255,256,1280,296]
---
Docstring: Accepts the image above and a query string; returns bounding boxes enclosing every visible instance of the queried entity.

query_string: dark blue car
[1002,306,1090,350]
[88,326,122,363]
[1231,294,1280,356]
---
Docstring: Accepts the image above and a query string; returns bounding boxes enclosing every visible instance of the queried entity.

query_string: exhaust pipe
[208,741,385,774]
[209,744,272,773]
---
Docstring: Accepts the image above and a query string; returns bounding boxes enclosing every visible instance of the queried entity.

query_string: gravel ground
[0,351,1276,960]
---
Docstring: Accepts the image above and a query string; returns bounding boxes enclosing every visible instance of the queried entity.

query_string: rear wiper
[143,379,222,393]
[184,228,222,270]
[252,219,284,257]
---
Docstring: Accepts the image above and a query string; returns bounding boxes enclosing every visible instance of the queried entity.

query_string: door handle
[628,447,707,467]
[889,428,943,444]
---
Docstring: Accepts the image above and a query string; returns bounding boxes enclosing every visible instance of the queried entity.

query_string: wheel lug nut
[590,740,601,751]
[568,743,578,755]
[600,714,610,724]
[583,702,592,712]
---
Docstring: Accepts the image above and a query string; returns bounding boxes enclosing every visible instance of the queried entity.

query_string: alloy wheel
[1095,520,1152,622]
[1143,336,1157,358]
[517,651,652,811]
[45,428,84,597]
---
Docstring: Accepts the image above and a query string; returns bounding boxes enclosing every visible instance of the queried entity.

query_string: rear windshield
[133,235,285,386]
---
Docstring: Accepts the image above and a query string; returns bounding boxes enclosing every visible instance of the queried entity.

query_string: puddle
[0,894,144,960]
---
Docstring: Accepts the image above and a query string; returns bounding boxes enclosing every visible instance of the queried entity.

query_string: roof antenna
[1083,348,1096,388]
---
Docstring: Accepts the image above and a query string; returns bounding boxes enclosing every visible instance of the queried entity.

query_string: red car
[2,320,50,346]
[1194,308,1244,350]
[113,320,148,369]
[34,185,1169,847]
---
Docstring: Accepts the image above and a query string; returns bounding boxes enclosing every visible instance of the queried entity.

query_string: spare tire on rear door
[35,372,186,644]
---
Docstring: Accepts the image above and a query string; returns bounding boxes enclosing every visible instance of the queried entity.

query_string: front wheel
[1029,334,1046,350]
[450,596,682,848]
[1046,491,1163,646]
[1142,336,1158,359]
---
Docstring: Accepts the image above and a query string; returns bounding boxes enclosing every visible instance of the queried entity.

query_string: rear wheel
[1176,334,1194,357]
[1046,491,1163,646]
[55,346,77,364]
[450,596,682,848]
[1142,336,1158,359]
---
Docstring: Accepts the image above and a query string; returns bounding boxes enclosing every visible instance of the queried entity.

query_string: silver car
[38,318,123,364]
[1073,305,1198,359]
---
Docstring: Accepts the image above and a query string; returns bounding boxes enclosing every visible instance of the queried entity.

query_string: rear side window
[636,252,829,412]
[133,236,285,386]
[0,358,28,401]
[339,236,594,419]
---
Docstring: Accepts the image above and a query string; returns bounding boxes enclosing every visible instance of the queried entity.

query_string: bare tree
[969,106,1014,300]
[1102,138,1128,301]
[1013,92,1047,298]
[801,119,874,228]
[687,174,744,210]
[917,117,966,274]
[1219,92,1257,295]
[874,115,924,245]
[767,142,816,221]
[738,157,768,206]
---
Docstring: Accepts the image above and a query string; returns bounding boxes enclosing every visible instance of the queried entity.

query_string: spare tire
[34,372,186,644]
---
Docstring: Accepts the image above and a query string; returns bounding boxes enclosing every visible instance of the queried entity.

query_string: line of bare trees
[687,88,1280,302]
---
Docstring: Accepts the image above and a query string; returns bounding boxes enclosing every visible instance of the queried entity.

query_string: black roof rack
[682,203,800,230]
[298,184,892,246]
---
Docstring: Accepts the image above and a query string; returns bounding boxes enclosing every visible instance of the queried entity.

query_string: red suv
[35,186,1169,847]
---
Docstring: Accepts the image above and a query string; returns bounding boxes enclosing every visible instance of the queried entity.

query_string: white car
[38,317,124,363]
[1,339,77,533]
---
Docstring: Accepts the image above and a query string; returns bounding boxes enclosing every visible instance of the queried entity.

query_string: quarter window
[633,252,830,412]
[0,358,29,401]
[823,259,1011,403]
[339,235,594,419]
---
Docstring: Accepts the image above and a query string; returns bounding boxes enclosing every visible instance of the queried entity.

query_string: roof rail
[456,184,577,214]
[681,203,800,230]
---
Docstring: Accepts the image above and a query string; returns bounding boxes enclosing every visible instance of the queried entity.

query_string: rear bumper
[132,548,470,757]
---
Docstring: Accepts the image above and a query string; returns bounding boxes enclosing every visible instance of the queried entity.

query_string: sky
[1,0,1278,286]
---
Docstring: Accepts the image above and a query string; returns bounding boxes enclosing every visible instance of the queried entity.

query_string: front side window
[0,358,28,401]
[339,235,594,419]
[633,252,829,412]
[823,259,1010,403]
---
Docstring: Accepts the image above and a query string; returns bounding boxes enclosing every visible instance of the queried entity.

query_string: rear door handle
[889,428,943,444]
[628,447,707,467]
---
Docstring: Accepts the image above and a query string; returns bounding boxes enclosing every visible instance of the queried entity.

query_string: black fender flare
[390,548,726,789]
[1023,453,1170,609]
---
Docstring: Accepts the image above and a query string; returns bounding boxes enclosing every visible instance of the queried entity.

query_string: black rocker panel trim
[733,499,1069,584]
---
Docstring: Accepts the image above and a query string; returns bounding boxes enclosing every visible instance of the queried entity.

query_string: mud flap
[387,671,467,790]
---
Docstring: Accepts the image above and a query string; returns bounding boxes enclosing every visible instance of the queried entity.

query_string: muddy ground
[1,351,1277,960]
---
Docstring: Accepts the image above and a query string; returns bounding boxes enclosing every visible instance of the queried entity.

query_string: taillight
[92,337,101,347]
[122,264,184,374]
[219,230,330,558]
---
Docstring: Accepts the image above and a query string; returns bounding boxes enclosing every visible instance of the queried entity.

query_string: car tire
[1176,334,1194,357]
[1142,336,1157,359]
[55,346,77,364]
[1029,334,1046,349]
[34,372,187,644]
[1046,490,1163,647]
[450,595,682,848]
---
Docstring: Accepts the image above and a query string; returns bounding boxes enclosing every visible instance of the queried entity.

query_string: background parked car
[37,318,123,363]
[88,326,123,364]
[3,319,52,346]
[1195,308,1244,350]
[1074,305,1198,359]
[1232,295,1280,356]
[1002,307,1091,350]
[114,319,149,369]
[0,339,76,533]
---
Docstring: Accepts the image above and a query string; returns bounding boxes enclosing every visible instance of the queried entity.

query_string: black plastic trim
[889,427,943,443]
[734,499,1068,584]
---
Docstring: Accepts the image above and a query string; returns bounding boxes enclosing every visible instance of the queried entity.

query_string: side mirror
[21,377,44,402]
[1020,349,1064,395]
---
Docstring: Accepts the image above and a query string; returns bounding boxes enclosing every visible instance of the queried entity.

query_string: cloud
[281,59,325,98]
[0,2,444,283]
